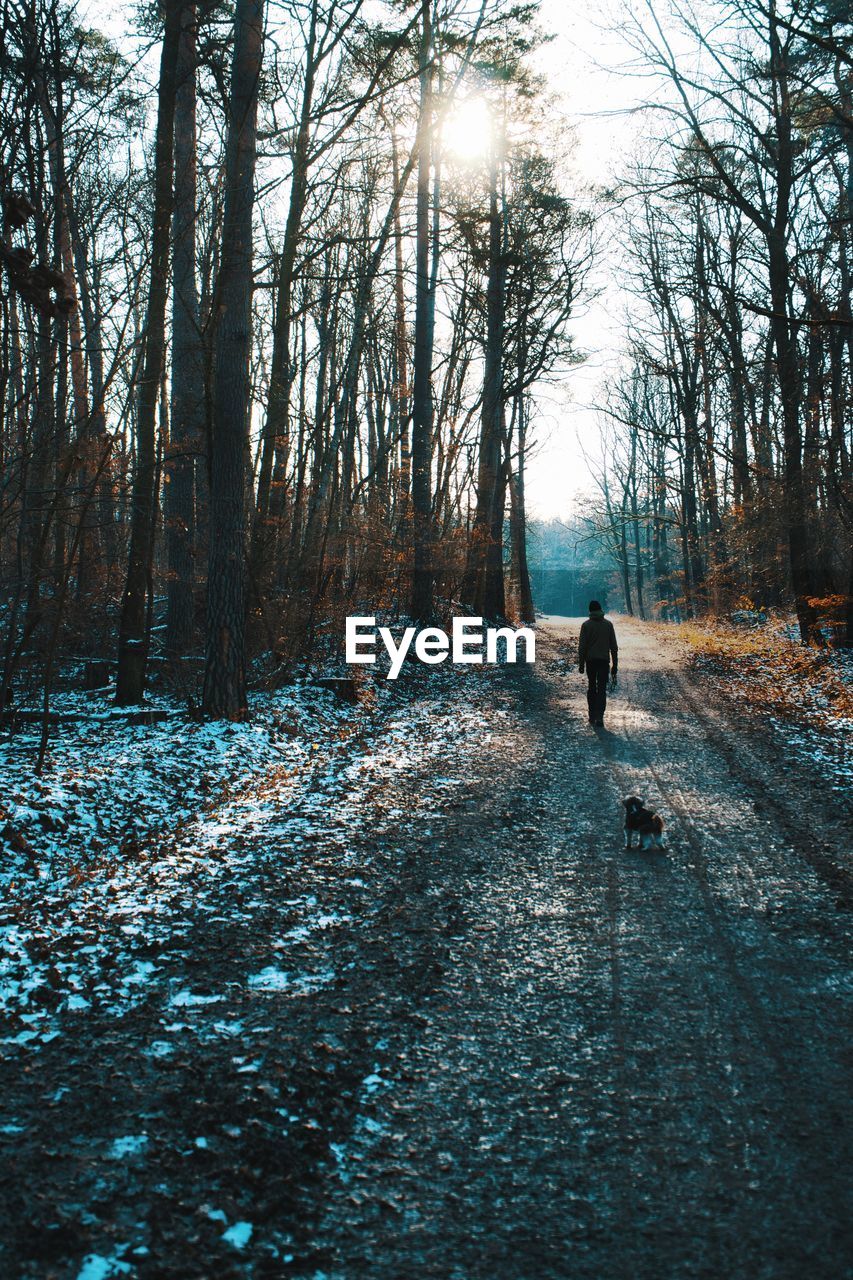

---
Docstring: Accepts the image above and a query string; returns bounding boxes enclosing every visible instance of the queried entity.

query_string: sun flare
[444,96,493,161]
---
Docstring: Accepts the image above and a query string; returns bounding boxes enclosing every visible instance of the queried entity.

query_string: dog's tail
[652,814,665,835]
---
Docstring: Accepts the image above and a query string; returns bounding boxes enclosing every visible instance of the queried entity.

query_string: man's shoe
[594,718,604,727]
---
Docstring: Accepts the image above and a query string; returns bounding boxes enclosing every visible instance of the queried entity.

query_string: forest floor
[1,617,851,1280]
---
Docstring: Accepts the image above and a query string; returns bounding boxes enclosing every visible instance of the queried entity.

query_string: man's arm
[578,622,587,672]
[609,622,618,673]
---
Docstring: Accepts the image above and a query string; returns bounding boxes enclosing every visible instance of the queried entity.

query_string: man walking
[578,600,618,727]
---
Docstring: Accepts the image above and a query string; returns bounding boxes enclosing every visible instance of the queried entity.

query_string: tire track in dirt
[613,654,852,1195]
[601,853,634,1280]
[669,668,853,906]
[604,860,624,1062]
[600,694,790,1070]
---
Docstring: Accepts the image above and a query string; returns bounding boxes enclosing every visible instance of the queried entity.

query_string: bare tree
[115,0,182,703]
[202,0,265,718]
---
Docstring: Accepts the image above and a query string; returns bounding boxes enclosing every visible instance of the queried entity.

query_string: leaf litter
[0,664,504,1276]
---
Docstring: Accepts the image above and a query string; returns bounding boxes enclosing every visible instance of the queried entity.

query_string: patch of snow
[123,960,157,985]
[0,667,491,1057]
[109,1134,148,1159]
[2,1028,39,1045]
[211,1020,245,1036]
[248,967,293,992]
[145,1040,174,1058]
[169,989,223,1008]
[283,911,350,942]
[222,1221,253,1249]
[75,1252,132,1279]
[248,966,335,995]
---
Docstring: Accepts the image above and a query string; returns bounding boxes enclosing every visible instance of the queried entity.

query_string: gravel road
[2,617,851,1279]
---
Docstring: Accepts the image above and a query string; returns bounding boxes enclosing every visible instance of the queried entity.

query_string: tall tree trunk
[768,237,816,641]
[31,16,96,595]
[410,0,435,621]
[67,195,116,578]
[115,1,182,703]
[722,283,752,509]
[845,541,853,647]
[202,0,264,718]
[508,396,535,624]
[462,132,507,617]
[391,126,411,501]
[23,307,58,642]
[166,4,203,654]
[682,417,704,608]
[629,427,646,619]
[620,518,634,616]
[250,0,317,592]
[767,8,817,642]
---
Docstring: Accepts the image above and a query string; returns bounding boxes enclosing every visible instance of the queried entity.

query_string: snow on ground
[0,673,486,1053]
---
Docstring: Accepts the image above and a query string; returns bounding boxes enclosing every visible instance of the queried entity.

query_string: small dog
[623,796,665,850]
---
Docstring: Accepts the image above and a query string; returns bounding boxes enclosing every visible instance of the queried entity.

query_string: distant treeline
[525,519,622,617]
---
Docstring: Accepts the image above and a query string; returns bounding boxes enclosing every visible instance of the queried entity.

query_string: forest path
[304,617,852,1279]
[2,618,851,1279]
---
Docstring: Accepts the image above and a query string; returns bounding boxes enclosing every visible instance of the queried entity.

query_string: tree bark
[166,4,203,654]
[768,236,816,640]
[249,1,318,592]
[116,0,182,704]
[508,396,535,624]
[767,8,817,640]
[202,0,264,719]
[410,0,436,621]
[391,126,411,502]
[462,133,507,617]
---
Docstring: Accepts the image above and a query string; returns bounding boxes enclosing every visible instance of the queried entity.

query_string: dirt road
[2,618,851,1279]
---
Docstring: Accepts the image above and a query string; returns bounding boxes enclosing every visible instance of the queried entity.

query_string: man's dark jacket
[578,610,618,673]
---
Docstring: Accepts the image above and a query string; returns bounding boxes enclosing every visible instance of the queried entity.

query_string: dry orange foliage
[675,618,853,730]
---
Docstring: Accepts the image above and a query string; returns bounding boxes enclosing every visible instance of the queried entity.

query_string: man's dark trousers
[585,659,609,723]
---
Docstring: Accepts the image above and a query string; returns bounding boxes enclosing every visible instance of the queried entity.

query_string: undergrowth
[673,617,853,732]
